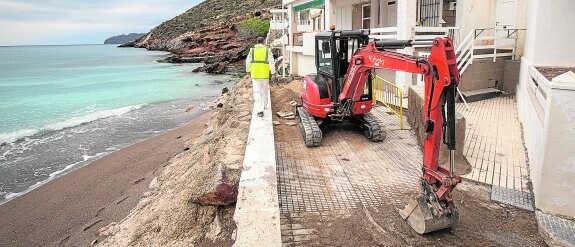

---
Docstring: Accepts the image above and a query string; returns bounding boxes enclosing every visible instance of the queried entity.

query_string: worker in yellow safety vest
[246,37,276,117]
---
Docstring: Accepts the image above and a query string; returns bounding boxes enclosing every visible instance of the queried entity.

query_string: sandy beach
[0,111,211,247]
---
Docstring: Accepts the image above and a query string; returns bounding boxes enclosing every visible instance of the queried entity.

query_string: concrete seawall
[233,90,282,246]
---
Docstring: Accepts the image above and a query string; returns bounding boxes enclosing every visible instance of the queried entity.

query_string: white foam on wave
[0,129,38,145]
[0,104,146,145]
[45,104,145,131]
[0,151,109,205]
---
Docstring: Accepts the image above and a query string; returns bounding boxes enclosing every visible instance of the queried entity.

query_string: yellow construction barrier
[372,75,408,130]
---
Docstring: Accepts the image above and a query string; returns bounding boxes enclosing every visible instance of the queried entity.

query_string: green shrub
[238,17,270,38]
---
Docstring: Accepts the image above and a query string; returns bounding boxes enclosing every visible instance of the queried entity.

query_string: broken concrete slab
[285,122,297,126]
[272,121,281,126]
[276,112,294,118]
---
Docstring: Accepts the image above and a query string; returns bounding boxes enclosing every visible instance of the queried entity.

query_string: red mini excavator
[296,29,461,234]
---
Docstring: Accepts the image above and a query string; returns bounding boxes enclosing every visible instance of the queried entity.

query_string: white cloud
[0,0,202,45]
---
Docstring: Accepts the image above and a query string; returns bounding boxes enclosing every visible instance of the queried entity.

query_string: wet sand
[0,111,211,247]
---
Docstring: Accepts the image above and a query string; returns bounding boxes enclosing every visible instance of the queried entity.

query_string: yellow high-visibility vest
[250,47,271,79]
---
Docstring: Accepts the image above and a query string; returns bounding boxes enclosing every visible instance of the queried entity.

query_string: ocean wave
[0,104,145,145]
[1,151,108,204]
[0,129,38,145]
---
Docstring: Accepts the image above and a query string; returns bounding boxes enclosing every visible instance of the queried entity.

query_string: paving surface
[536,210,575,246]
[276,106,421,245]
[456,96,531,192]
[272,83,547,246]
[491,185,534,211]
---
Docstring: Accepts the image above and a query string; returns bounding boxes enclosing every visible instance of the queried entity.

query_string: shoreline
[0,111,212,247]
[0,95,223,204]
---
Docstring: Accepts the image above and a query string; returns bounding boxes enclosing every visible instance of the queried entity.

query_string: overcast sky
[0,0,202,46]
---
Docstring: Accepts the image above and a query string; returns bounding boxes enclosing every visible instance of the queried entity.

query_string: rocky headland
[105,33,146,44]
[124,0,282,74]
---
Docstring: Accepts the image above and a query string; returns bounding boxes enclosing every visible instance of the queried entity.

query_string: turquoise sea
[0,45,233,203]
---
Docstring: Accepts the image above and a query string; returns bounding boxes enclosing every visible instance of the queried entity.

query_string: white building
[281,0,526,95]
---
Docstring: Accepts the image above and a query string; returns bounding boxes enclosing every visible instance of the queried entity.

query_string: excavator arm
[341,38,462,234]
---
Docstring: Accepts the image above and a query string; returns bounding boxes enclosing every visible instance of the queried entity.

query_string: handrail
[372,75,407,130]
[455,30,475,54]
[455,28,523,74]
[370,27,399,41]
[411,27,460,48]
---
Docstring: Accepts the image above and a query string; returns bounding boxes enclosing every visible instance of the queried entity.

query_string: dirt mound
[101,78,253,246]
[272,80,301,112]
[271,80,302,142]
[304,182,546,246]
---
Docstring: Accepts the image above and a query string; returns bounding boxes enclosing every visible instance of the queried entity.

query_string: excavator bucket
[399,194,459,234]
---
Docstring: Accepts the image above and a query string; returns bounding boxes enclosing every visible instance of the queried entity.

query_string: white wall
[517,0,575,218]
[513,0,527,56]
[296,54,317,76]
[330,0,365,29]
[454,0,526,56]
[522,0,575,66]
[516,64,550,204]
[335,5,353,30]
[456,0,496,37]
[540,83,575,217]
[396,0,417,93]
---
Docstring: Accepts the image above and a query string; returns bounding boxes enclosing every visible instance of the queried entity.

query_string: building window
[298,10,310,25]
[362,4,371,29]
[313,17,322,31]
[417,0,442,27]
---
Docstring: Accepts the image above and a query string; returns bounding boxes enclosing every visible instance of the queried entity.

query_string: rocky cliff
[129,0,282,73]
[105,33,146,44]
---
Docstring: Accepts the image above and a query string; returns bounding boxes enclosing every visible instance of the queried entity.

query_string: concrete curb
[233,90,282,247]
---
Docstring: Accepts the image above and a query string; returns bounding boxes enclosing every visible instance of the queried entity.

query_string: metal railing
[414,27,461,48]
[370,26,461,48]
[369,27,399,40]
[372,75,407,130]
[455,28,524,75]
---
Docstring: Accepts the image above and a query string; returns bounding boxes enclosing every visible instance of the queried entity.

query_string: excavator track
[357,112,386,142]
[296,106,322,147]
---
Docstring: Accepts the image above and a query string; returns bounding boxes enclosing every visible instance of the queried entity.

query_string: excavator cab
[314,30,371,105]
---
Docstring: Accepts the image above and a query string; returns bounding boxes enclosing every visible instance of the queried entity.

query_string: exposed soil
[298,182,546,247]
[100,78,253,246]
[535,66,575,80]
[271,80,547,247]
[270,80,302,142]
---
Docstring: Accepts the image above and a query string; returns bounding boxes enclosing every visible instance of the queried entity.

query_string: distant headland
[104,33,146,44]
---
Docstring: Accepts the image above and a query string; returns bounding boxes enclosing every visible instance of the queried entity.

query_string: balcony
[270,20,288,30]
[270,9,288,30]
[296,20,311,33]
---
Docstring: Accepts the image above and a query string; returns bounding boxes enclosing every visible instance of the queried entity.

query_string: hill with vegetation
[126,0,281,73]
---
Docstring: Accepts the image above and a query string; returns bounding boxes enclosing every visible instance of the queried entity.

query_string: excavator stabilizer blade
[399,195,458,234]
